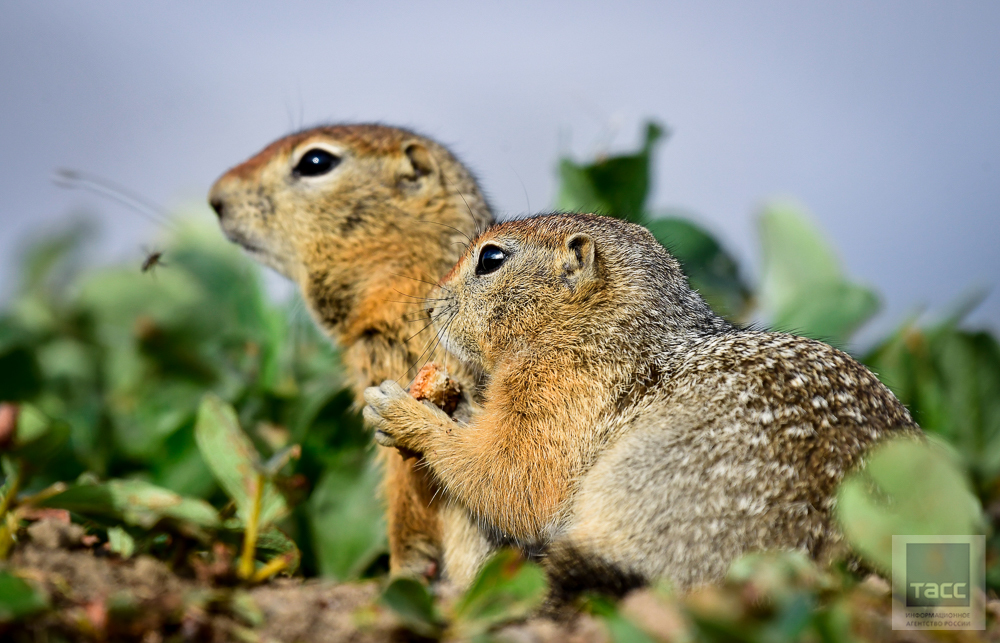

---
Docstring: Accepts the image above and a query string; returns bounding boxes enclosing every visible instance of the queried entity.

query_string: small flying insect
[141,248,165,273]
[53,169,176,276]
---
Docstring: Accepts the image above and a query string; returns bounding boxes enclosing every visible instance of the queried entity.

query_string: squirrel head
[208,124,491,337]
[430,213,727,372]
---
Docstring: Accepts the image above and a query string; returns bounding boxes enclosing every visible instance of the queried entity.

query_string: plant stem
[18,481,67,507]
[251,552,293,583]
[238,472,265,579]
[0,515,15,560]
[0,460,23,560]
[0,459,23,520]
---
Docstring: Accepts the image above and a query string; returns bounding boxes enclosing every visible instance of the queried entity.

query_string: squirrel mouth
[221,230,293,279]
[223,230,266,255]
[238,239,266,254]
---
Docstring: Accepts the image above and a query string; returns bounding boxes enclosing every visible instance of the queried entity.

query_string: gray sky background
[2,1,998,345]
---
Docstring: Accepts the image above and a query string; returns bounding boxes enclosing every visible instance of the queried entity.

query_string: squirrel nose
[427,307,435,316]
[209,197,225,219]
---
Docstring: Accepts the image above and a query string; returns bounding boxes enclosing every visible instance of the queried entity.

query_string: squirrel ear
[562,232,598,291]
[401,142,438,184]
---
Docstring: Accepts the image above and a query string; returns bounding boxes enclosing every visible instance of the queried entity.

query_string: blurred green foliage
[558,121,754,321]
[1,121,998,641]
[380,549,548,640]
[757,204,880,345]
[837,439,983,573]
[0,219,379,579]
[558,122,666,222]
[0,572,48,622]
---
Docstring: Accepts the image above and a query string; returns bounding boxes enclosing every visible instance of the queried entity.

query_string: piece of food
[409,363,462,416]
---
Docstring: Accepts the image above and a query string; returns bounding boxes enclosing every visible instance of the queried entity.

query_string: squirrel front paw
[363,379,450,451]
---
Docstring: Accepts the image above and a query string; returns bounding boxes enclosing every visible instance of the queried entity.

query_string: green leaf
[0,571,48,622]
[771,282,879,344]
[230,590,265,627]
[9,403,70,469]
[863,318,1000,499]
[35,337,96,383]
[40,478,220,531]
[937,331,1000,486]
[587,595,657,643]
[757,202,880,344]
[307,457,386,581]
[111,381,204,462]
[12,403,51,445]
[256,527,301,574]
[194,393,288,526]
[554,124,751,321]
[107,525,136,558]
[836,437,984,572]
[758,202,842,306]
[0,345,42,401]
[771,593,816,640]
[450,549,549,637]
[380,577,441,638]
[727,550,823,597]
[646,216,751,320]
[288,378,345,444]
[556,121,666,222]
[152,429,217,499]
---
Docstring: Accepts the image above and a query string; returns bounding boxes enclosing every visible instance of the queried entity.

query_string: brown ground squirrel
[364,212,919,597]
[207,124,494,583]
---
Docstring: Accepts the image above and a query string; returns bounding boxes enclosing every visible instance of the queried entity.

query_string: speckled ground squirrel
[208,124,494,583]
[364,212,919,597]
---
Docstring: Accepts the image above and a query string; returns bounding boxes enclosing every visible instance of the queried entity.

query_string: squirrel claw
[364,380,448,454]
[363,380,406,412]
[362,403,390,433]
[364,381,420,449]
[379,379,408,399]
[373,429,397,448]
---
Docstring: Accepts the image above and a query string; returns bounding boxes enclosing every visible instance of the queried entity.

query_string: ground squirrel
[364,212,919,597]
[208,124,494,583]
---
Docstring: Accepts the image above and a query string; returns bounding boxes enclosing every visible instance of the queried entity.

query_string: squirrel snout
[209,197,225,219]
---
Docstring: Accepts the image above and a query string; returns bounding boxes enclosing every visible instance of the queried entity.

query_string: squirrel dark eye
[476,245,507,275]
[293,149,340,177]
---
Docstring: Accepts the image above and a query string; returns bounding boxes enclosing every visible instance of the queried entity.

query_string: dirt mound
[2,519,608,643]
[3,519,390,642]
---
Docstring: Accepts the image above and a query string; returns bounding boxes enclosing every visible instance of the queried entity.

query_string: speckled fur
[208,124,494,584]
[365,213,919,595]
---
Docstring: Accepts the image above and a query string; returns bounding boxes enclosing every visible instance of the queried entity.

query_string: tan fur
[365,213,919,596]
[208,124,494,583]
